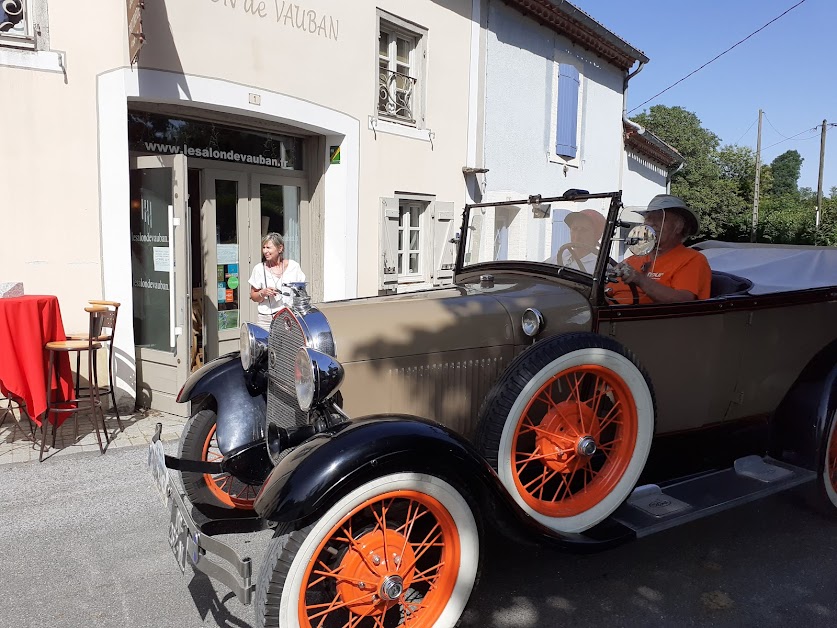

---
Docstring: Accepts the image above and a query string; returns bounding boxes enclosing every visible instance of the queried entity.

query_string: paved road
[3,446,836,627]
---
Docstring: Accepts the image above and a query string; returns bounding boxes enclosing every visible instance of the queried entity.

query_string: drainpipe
[619,61,645,195]
[666,161,685,193]
[622,61,645,135]
[621,62,684,193]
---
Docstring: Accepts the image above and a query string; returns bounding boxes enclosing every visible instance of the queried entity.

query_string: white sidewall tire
[498,347,654,534]
[824,415,837,507]
[277,472,479,628]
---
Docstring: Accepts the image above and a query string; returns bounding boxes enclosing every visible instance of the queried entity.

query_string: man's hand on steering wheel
[605,262,640,305]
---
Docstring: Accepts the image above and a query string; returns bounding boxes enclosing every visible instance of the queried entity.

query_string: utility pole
[751,109,763,243]
[816,119,827,231]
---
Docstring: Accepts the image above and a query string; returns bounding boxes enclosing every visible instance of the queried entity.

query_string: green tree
[718,145,756,202]
[770,150,803,196]
[631,105,749,241]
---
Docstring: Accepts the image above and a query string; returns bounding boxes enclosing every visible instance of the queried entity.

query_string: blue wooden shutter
[556,64,580,158]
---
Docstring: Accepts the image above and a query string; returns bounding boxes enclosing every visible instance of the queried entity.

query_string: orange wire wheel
[201,423,260,509]
[477,335,655,534]
[255,473,479,628]
[297,489,460,627]
[510,364,639,518]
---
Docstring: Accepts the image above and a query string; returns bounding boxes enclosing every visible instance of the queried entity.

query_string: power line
[764,113,799,140]
[733,118,758,145]
[628,0,807,114]
[761,126,820,152]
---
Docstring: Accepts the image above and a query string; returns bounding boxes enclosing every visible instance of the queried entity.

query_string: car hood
[317,276,592,363]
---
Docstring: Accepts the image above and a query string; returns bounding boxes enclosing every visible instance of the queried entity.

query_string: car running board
[610,456,817,538]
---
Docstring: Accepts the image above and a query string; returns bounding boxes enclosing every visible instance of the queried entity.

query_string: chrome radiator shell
[265,306,336,461]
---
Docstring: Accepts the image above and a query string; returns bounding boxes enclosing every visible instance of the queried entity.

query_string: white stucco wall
[622,150,671,209]
[482,0,626,200]
[1,0,473,410]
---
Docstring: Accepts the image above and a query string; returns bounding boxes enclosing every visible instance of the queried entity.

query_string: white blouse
[248,260,306,314]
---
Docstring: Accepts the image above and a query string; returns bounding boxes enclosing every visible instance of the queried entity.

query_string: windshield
[462,198,615,275]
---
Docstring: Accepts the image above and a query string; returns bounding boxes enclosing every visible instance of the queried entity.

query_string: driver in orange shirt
[609,195,711,304]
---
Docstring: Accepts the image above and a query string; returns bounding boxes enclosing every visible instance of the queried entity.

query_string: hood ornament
[287,282,312,315]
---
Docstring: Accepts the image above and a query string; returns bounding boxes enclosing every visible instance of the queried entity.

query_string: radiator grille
[266,311,309,442]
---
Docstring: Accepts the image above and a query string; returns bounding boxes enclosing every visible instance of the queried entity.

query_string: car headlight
[521,308,544,337]
[295,347,345,412]
[240,323,268,370]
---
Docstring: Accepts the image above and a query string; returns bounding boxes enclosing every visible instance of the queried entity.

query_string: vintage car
[148,190,837,628]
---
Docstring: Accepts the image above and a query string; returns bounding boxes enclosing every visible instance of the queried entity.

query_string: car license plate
[148,440,190,573]
[168,500,189,573]
[147,439,169,505]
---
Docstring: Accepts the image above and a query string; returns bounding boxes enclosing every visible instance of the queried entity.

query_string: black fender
[769,340,837,472]
[176,352,266,453]
[253,415,634,551]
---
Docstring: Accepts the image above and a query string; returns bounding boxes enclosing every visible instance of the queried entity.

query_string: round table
[0,295,74,426]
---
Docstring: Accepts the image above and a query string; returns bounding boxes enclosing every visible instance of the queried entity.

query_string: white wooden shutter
[431,201,456,286]
[380,197,400,291]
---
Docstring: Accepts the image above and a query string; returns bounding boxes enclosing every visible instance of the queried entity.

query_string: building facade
[2,0,474,414]
[466,0,682,263]
[1,0,679,415]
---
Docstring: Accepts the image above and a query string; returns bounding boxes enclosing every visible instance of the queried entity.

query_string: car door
[596,301,750,433]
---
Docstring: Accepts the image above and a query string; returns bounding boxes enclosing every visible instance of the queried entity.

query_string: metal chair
[67,300,124,434]
[0,394,37,443]
[41,305,109,461]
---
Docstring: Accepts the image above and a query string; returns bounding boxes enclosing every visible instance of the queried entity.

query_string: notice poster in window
[218,309,239,331]
[217,244,238,265]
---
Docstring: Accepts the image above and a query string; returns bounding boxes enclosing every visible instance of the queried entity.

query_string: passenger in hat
[556,208,606,273]
[609,194,711,304]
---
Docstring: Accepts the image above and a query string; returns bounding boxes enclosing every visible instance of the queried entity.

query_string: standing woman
[248,232,306,330]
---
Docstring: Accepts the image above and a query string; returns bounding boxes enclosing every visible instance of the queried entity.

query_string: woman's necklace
[266,260,285,287]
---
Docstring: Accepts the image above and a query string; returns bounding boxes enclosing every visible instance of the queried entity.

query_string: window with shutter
[377,11,427,129]
[555,64,580,159]
[379,197,400,291]
[431,201,456,286]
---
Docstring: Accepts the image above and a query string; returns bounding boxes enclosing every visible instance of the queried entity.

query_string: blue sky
[578,0,833,192]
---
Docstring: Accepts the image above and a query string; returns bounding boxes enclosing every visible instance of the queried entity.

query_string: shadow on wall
[136,0,192,100]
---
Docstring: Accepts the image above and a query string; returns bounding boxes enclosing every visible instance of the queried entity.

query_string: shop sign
[127,0,145,65]
[129,111,304,171]
[205,0,340,41]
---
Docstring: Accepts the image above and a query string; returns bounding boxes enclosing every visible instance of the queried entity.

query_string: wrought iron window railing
[378,68,417,124]
[0,1,28,38]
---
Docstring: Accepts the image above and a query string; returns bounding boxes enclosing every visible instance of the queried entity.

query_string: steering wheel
[555,243,599,274]
[556,243,634,304]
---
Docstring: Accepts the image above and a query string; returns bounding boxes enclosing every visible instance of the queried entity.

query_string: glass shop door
[247,174,307,323]
[129,154,192,416]
[201,170,249,361]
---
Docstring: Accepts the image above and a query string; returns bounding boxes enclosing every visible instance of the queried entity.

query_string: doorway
[192,168,308,365]
[129,154,191,416]
[130,157,308,415]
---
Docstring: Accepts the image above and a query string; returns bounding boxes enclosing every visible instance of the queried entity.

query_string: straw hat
[639,194,700,237]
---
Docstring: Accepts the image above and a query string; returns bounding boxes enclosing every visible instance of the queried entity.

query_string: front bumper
[147,423,256,605]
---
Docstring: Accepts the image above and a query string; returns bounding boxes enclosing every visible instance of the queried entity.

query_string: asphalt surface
[3,445,837,627]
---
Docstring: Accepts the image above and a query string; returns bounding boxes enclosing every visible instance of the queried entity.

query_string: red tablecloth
[0,295,74,426]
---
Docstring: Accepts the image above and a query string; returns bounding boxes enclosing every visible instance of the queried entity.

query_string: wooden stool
[41,306,109,461]
[67,300,124,434]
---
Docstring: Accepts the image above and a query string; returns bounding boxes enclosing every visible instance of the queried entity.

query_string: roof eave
[502,0,649,71]
[624,124,684,170]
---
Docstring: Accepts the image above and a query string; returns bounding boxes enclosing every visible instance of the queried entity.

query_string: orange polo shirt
[609,244,711,304]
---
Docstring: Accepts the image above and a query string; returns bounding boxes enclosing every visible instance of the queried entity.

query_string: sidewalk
[0,405,188,465]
